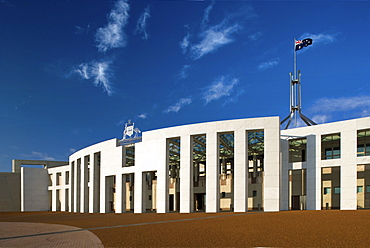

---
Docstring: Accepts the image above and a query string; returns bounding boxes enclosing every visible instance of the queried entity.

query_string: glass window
[321,133,340,160]
[65,171,69,185]
[357,129,370,157]
[124,145,135,167]
[366,186,370,193]
[248,131,264,172]
[357,186,363,193]
[334,187,340,194]
[289,138,307,163]
[252,190,257,197]
[324,187,331,194]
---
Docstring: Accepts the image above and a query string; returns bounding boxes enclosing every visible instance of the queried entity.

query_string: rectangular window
[367,186,370,193]
[248,131,264,172]
[252,190,257,197]
[289,138,307,163]
[334,187,340,194]
[321,133,341,160]
[65,171,70,185]
[56,172,62,186]
[168,137,180,180]
[357,129,370,157]
[357,186,363,193]
[324,187,331,194]
[124,145,135,167]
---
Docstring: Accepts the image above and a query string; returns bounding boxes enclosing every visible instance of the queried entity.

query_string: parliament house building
[2,116,370,213]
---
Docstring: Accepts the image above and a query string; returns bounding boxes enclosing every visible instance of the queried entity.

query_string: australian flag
[295,38,313,51]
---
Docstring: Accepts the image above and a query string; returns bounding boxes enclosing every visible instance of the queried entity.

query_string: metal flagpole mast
[294,38,297,80]
[280,37,317,129]
[293,38,298,127]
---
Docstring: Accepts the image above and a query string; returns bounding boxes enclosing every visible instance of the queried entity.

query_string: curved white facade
[28,116,370,213]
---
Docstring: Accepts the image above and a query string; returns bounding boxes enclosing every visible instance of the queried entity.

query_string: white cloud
[249,31,262,41]
[201,2,214,28]
[69,148,76,153]
[95,0,130,52]
[73,60,114,96]
[298,32,337,51]
[258,58,280,70]
[361,109,370,117]
[178,65,191,79]
[164,98,192,113]
[203,76,239,104]
[312,114,330,124]
[180,31,190,54]
[138,113,147,119]
[190,23,241,60]
[310,95,370,113]
[134,5,150,40]
[21,151,55,161]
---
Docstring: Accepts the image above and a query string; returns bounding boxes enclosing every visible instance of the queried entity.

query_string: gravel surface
[1,210,370,247]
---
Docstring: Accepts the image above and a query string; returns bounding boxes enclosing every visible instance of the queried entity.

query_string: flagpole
[294,38,297,80]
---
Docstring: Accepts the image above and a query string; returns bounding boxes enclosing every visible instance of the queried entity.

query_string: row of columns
[281,125,359,210]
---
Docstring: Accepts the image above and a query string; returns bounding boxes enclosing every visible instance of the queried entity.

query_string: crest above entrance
[119,120,142,146]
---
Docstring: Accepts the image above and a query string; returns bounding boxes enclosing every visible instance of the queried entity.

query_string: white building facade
[20,116,370,213]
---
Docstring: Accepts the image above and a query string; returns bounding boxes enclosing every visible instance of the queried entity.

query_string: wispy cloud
[95,0,130,52]
[138,113,148,119]
[69,148,76,153]
[298,32,337,51]
[73,60,114,96]
[21,151,55,161]
[134,5,150,40]
[258,58,280,70]
[312,114,330,124]
[249,31,262,41]
[75,24,90,35]
[190,22,241,60]
[178,65,191,80]
[164,98,192,113]
[179,27,190,54]
[203,76,239,104]
[310,95,370,113]
[180,4,256,60]
[201,1,214,28]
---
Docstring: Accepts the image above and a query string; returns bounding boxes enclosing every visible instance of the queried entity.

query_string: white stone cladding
[19,116,370,213]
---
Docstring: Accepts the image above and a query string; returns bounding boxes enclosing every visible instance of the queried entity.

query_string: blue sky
[1,0,370,172]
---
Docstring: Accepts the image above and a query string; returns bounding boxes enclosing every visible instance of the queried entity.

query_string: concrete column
[69,162,74,212]
[73,160,78,213]
[156,138,169,213]
[134,171,143,213]
[51,173,57,211]
[88,154,94,213]
[80,157,86,213]
[263,118,280,212]
[341,126,357,210]
[180,135,192,213]
[115,173,123,213]
[280,139,289,211]
[61,172,66,212]
[121,174,127,213]
[306,134,320,210]
[206,130,219,213]
[99,173,106,213]
[234,128,247,212]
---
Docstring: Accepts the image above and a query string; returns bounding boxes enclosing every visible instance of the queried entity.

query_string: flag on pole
[295,38,313,51]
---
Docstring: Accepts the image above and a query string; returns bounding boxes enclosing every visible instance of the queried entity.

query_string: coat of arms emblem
[120,120,142,146]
